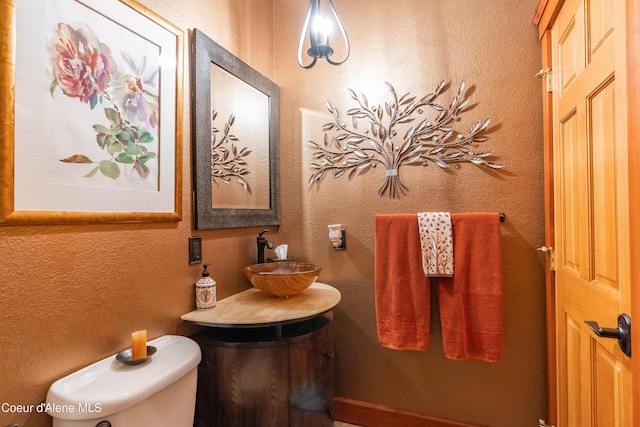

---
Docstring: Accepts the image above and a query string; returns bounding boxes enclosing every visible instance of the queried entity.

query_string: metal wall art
[308,81,504,198]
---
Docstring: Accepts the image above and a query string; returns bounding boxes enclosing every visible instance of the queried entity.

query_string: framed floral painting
[0,0,183,224]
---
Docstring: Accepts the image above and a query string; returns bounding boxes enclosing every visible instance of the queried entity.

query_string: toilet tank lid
[45,335,201,420]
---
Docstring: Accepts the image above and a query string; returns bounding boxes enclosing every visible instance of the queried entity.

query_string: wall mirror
[191,28,280,229]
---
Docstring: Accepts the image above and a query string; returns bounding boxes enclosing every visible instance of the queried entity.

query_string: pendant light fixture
[297,0,350,69]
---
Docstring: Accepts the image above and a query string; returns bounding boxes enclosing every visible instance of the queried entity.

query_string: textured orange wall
[0,1,274,426]
[274,0,546,426]
[2,1,546,426]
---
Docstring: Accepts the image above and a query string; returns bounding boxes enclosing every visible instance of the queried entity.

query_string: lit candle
[131,330,147,360]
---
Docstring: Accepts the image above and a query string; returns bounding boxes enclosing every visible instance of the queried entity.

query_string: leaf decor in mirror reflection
[308,81,504,198]
[210,111,252,191]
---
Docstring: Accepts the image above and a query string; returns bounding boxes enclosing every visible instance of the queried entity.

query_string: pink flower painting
[49,22,159,182]
[50,23,117,108]
[111,52,159,130]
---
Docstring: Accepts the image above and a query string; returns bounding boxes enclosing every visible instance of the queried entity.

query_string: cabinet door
[289,320,334,427]
[195,339,289,427]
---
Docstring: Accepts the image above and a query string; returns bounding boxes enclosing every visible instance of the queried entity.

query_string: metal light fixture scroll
[297,0,350,69]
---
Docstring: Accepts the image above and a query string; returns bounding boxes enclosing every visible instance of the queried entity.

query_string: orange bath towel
[374,214,431,351]
[374,213,503,362]
[439,212,503,362]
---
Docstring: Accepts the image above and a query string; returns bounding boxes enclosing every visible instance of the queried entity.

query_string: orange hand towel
[374,214,431,351]
[438,213,503,362]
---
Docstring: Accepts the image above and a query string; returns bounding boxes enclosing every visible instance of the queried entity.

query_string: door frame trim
[626,1,640,424]
[533,2,564,425]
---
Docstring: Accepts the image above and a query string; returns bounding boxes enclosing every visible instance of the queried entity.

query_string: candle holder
[328,224,346,250]
[116,346,157,365]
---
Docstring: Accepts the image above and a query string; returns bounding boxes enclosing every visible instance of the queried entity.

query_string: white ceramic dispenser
[195,263,216,310]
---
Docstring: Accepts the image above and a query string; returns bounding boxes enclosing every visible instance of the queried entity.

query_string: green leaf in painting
[118,129,133,143]
[99,160,120,180]
[115,153,134,164]
[84,166,99,178]
[124,144,144,156]
[138,130,154,143]
[96,133,110,148]
[104,108,120,126]
[107,142,123,156]
[138,152,157,164]
[49,80,58,98]
[93,124,115,135]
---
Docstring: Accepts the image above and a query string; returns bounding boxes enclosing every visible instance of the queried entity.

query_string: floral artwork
[48,21,159,183]
[5,0,182,224]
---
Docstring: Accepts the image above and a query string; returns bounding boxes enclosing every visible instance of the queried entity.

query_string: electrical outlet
[189,236,202,264]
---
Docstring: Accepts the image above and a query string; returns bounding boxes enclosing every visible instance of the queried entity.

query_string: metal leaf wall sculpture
[211,110,252,191]
[308,81,504,198]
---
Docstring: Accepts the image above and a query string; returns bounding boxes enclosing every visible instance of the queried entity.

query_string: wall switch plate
[189,236,202,264]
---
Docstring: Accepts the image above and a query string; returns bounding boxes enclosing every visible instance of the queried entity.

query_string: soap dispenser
[195,264,216,310]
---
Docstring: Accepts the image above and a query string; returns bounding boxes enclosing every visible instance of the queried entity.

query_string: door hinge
[535,68,553,93]
[539,419,555,427]
[537,246,556,271]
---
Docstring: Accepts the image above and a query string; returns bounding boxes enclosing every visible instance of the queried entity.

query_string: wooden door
[551,0,632,425]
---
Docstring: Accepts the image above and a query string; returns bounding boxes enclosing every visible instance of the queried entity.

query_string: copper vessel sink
[244,262,321,297]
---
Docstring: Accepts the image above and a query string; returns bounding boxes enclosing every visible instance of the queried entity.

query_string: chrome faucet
[257,229,273,263]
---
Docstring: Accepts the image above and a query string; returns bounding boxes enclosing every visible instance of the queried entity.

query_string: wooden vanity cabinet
[193,312,334,427]
[288,315,335,426]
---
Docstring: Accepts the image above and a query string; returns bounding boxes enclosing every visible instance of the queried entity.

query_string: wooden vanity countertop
[181,282,341,327]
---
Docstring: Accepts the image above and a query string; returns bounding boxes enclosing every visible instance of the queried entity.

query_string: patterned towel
[417,212,453,277]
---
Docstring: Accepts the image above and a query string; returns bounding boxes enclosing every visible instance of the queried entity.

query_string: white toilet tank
[46,335,201,427]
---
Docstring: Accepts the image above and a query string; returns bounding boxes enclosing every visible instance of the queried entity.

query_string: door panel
[559,19,581,92]
[593,342,621,426]
[590,79,619,290]
[587,0,613,60]
[552,0,631,425]
[563,313,583,426]
[558,110,585,276]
